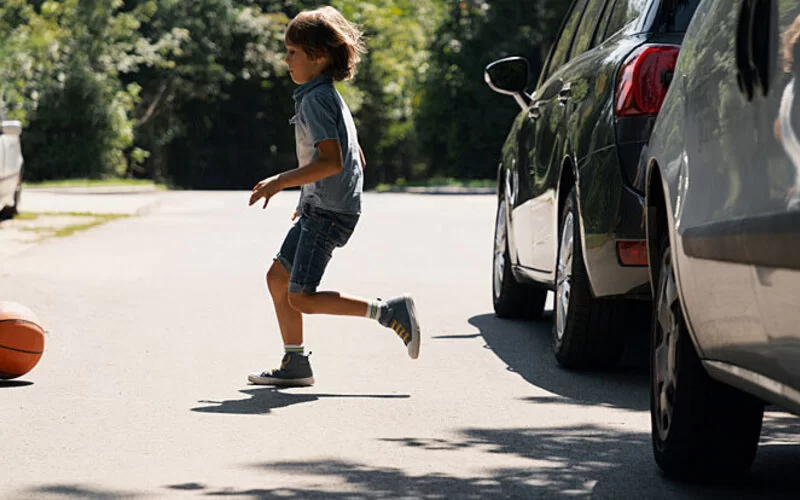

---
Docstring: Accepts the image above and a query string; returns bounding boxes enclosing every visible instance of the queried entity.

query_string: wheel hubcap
[556,212,574,340]
[654,246,680,442]
[493,200,507,299]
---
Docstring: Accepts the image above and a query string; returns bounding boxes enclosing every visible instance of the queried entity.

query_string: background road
[1,191,799,498]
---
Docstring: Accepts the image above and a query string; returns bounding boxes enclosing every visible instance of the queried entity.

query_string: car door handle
[558,84,572,105]
[528,102,541,120]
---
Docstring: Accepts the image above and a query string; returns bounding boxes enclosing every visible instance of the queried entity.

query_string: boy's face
[284,43,328,84]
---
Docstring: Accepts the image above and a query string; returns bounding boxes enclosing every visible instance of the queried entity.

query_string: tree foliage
[0,0,569,187]
[416,0,569,181]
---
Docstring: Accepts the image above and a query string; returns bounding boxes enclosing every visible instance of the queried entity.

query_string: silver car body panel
[645,0,800,406]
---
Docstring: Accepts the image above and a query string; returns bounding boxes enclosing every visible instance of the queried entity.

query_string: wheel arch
[645,157,667,298]
[557,155,578,233]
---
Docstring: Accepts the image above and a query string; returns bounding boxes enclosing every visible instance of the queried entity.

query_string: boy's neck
[293,73,333,100]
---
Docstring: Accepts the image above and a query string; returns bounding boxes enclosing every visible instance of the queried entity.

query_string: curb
[23,185,162,195]
[372,186,496,195]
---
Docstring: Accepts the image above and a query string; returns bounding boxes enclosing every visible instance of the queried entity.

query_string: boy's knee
[266,262,288,287]
[287,291,315,313]
[266,264,290,299]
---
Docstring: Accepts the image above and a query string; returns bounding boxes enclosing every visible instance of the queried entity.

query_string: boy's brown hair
[285,6,367,81]
[784,14,800,73]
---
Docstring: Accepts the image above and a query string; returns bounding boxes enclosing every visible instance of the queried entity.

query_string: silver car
[0,110,23,220]
[639,0,800,479]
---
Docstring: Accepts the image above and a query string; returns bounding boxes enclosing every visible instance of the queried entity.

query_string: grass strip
[14,213,130,239]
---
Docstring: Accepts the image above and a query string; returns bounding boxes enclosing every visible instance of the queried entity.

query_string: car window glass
[603,0,648,41]
[571,0,611,57]
[544,0,590,79]
[593,0,617,45]
[653,0,702,33]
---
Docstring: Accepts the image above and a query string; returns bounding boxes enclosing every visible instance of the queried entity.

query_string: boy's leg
[266,261,303,346]
[248,220,314,387]
[286,291,367,317]
[288,291,421,360]
[284,207,422,359]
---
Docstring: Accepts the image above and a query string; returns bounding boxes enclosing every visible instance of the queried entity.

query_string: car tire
[552,187,624,369]
[0,178,20,221]
[493,194,547,320]
[651,235,764,480]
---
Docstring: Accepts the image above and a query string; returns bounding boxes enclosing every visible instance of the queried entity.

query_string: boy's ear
[313,52,332,68]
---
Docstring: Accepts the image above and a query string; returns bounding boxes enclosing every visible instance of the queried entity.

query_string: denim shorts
[275,204,359,293]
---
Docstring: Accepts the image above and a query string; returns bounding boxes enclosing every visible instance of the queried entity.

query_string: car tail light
[617,240,648,266]
[615,45,680,117]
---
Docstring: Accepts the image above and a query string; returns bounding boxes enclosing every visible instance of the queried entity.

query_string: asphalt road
[1,191,799,499]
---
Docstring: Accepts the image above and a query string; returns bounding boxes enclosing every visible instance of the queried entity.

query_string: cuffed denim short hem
[274,204,359,295]
[274,255,317,293]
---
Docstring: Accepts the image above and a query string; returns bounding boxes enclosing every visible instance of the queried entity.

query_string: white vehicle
[0,112,23,220]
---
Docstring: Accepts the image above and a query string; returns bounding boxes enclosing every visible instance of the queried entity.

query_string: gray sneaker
[248,352,315,386]
[379,295,421,359]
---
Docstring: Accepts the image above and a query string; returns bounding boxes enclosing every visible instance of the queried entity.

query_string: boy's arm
[359,146,366,169]
[249,139,342,207]
[278,139,343,187]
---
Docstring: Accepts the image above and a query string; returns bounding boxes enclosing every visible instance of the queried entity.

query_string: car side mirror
[485,57,531,109]
[1,120,22,136]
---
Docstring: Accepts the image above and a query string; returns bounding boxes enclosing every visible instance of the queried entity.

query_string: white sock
[366,300,382,321]
[284,344,304,354]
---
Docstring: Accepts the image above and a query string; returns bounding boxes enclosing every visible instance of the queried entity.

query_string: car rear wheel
[651,235,764,480]
[0,178,20,221]
[493,194,547,319]
[552,187,624,369]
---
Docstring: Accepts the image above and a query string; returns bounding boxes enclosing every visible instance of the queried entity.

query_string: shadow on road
[0,380,33,388]
[191,388,409,415]
[467,313,650,411]
[151,421,800,498]
[22,484,144,498]
[21,406,800,498]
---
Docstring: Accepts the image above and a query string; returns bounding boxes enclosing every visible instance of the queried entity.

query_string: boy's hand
[249,175,282,209]
[291,209,299,221]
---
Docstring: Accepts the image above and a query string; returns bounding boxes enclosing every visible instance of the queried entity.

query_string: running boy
[247,6,420,386]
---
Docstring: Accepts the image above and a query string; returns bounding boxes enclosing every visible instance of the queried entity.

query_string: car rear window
[603,0,649,40]
[653,0,702,33]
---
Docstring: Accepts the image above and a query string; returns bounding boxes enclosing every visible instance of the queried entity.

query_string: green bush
[23,67,120,181]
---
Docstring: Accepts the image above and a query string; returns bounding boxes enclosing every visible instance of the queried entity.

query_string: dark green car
[485,0,700,368]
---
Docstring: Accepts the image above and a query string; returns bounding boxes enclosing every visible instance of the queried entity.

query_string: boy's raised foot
[380,295,421,359]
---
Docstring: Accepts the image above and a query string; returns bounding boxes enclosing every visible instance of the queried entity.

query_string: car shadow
[467,312,650,411]
[191,388,410,415]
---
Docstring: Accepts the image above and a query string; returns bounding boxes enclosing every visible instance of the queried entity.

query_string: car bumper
[577,147,650,299]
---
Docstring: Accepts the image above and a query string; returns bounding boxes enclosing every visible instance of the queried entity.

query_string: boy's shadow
[192,387,409,415]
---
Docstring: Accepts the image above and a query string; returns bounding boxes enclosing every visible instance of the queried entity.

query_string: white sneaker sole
[403,295,421,360]
[247,374,315,386]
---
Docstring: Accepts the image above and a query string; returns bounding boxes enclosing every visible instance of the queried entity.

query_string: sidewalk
[0,186,168,259]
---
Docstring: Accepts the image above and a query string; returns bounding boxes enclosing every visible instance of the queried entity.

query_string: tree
[416,0,569,180]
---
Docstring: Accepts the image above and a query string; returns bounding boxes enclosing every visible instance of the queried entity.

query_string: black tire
[492,194,547,320]
[552,188,624,369]
[651,235,764,480]
[0,179,20,221]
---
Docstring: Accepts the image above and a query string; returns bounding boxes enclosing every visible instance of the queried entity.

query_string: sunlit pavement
[1,191,798,499]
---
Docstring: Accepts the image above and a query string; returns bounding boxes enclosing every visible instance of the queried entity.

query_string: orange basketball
[0,302,45,380]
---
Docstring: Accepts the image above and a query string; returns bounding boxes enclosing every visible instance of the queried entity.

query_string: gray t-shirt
[292,74,363,214]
